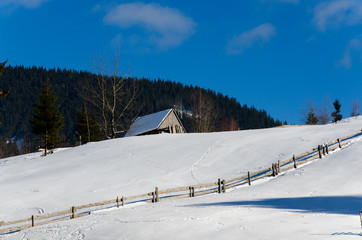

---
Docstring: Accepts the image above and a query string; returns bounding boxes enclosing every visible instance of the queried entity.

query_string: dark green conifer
[0,60,10,125]
[331,99,342,123]
[0,60,10,98]
[306,107,318,125]
[29,79,64,156]
[0,60,6,75]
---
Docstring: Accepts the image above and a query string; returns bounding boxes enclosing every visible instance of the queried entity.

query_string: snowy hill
[1,117,362,239]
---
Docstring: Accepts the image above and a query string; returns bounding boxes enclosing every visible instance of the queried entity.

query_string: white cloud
[0,0,48,9]
[226,23,276,55]
[313,0,362,31]
[104,3,196,50]
[340,37,362,69]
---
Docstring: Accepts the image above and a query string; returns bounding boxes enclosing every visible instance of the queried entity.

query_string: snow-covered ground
[1,117,362,239]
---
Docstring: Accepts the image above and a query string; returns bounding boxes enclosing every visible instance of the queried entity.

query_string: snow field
[1,117,362,239]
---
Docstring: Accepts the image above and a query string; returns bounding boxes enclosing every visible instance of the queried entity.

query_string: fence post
[152,192,155,203]
[248,171,251,185]
[155,187,159,202]
[278,160,280,173]
[218,178,221,193]
[337,138,341,148]
[318,145,322,158]
[222,180,226,193]
[121,196,124,206]
[71,206,76,219]
[322,145,326,155]
[189,187,193,197]
[293,155,297,168]
[272,164,276,176]
[325,144,329,154]
[192,187,195,197]
[31,215,34,227]
[273,164,276,176]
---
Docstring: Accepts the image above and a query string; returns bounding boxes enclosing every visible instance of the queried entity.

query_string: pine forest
[0,65,284,158]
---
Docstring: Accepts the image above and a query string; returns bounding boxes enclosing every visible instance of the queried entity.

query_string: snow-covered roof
[125,109,173,137]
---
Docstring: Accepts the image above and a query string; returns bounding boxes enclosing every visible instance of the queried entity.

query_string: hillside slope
[0,117,361,222]
[1,118,362,239]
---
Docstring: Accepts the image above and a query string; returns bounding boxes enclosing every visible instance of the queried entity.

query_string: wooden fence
[1,129,361,234]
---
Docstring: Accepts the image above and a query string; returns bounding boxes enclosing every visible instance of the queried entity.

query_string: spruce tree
[0,60,6,76]
[0,60,10,124]
[331,99,342,123]
[0,60,10,98]
[306,107,318,125]
[0,61,9,91]
[30,79,64,156]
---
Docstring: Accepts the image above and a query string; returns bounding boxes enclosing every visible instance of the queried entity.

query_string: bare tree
[85,52,138,139]
[317,96,331,124]
[191,88,216,132]
[105,54,138,138]
[83,104,91,142]
[221,116,239,131]
[75,104,103,143]
[351,100,360,117]
[86,54,108,138]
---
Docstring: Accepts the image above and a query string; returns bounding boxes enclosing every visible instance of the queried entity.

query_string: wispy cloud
[313,0,362,31]
[0,0,48,9]
[340,36,362,69]
[104,3,196,50]
[226,23,276,55]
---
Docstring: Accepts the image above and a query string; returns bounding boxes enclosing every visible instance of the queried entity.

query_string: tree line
[303,97,358,125]
[0,63,284,157]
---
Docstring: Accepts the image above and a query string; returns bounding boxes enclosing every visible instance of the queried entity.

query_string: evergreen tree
[0,60,10,98]
[331,99,342,123]
[29,79,64,156]
[306,107,318,125]
[0,60,6,75]
[0,61,7,76]
[0,60,10,125]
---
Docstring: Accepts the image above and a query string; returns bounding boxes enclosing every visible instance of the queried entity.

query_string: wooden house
[125,109,186,137]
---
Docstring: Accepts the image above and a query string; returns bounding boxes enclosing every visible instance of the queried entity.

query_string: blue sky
[1,0,361,124]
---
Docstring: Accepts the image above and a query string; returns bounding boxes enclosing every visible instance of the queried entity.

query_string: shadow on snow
[187,196,362,215]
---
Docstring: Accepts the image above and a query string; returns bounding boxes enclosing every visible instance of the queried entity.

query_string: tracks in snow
[190,138,226,184]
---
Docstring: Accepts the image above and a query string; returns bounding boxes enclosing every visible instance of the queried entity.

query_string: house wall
[159,111,185,133]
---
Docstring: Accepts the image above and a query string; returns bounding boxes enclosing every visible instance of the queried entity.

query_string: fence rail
[1,129,361,234]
